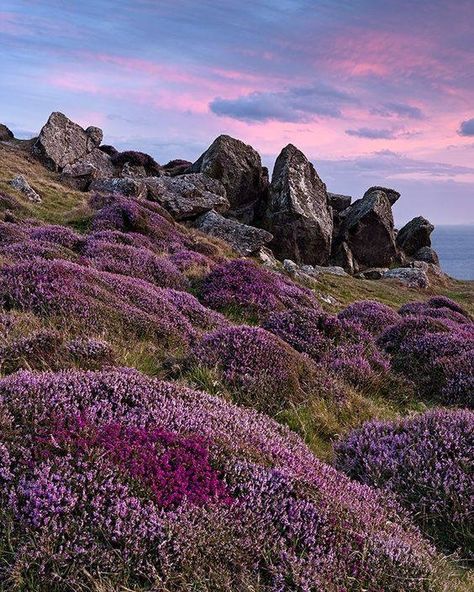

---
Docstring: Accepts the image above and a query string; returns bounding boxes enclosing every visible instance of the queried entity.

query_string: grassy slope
[1,141,473,590]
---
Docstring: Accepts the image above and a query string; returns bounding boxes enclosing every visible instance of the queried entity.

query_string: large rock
[265,144,333,266]
[0,124,14,141]
[383,267,429,289]
[335,190,397,269]
[188,135,269,222]
[414,246,439,266]
[61,149,115,190]
[328,192,352,211]
[194,209,273,256]
[146,174,229,220]
[363,186,400,206]
[162,159,192,177]
[396,216,434,255]
[33,112,103,171]
[89,177,147,199]
[331,241,357,274]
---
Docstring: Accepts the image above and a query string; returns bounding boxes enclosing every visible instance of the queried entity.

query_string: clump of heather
[0,259,225,345]
[0,331,115,374]
[378,315,473,406]
[90,194,188,252]
[200,259,320,321]
[28,225,84,251]
[0,239,77,262]
[338,300,400,335]
[264,307,390,389]
[191,325,348,413]
[0,368,438,591]
[399,296,471,325]
[335,408,474,557]
[111,149,161,174]
[169,249,215,278]
[80,237,189,290]
[0,221,28,245]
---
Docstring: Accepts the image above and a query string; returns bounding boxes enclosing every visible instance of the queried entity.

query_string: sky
[1,0,473,225]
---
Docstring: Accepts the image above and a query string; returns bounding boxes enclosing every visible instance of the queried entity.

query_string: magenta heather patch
[0,368,437,590]
[28,225,84,251]
[335,408,474,556]
[0,239,77,262]
[200,258,320,320]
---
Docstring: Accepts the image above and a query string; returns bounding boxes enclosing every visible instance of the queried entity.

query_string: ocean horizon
[431,225,474,281]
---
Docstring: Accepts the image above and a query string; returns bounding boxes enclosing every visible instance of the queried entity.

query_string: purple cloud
[345,128,398,139]
[371,102,424,119]
[458,118,474,136]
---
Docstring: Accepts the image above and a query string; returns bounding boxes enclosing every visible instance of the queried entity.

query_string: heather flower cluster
[378,307,474,406]
[191,325,345,414]
[338,300,401,335]
[200,258,321,320]
[335,408,474,556]
[0,368,438,591]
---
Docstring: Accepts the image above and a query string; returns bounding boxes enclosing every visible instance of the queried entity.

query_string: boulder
[121,162,147,178]
[9,175,41,203]
[363,186,400,206]
[331,241,357,275]
[383,267,429,289]
[146,174,229,220]
[301,264,348,277]
[85,126,103,147]
[414,246,439,266]
[33,112,103,171]
[265,144,333,266]
[0,124,14,141]
[188,135,269,222]
[396,216,434,255]
[89,177,147,199]
[328,192,352,211]
[355,268,388,280]
[61,149,115,190]
[194,210,273,256]
[335,190,397,269]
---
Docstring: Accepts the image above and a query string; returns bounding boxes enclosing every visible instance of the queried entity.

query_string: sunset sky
[1,0,473,224]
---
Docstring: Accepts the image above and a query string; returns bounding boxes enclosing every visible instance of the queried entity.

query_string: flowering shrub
[0,259,224,345]
[338,300,400,335]
[111,149,161,173]
[335,409,474,556]
[28,225,84,251]
[399,296,471,325]
[200,259,320,320]
[80,237,189,290]
[90,194,188,252]
[192,325,350,413]
[0,221,28,245]
[0,368,438,590]
[264,308,390,389]
[0,239,77,262]
[169,249,215,277]
[0,331,115,374]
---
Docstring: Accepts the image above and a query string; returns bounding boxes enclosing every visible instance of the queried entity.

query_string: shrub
[335,408,474,556]
[0,368,438,590]
[200,259,320,321]
[0,239,77,262]
[28,225,84,251]
[338,300,400,335]
[111,150,161,174]
[399,297,471,325]
[81,237,189,290]
[0,259,224,345]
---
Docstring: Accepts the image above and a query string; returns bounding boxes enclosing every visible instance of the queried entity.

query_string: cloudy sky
[1,0,473,224]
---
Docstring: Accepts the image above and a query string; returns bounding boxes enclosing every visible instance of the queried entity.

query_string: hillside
[0,115,472,592]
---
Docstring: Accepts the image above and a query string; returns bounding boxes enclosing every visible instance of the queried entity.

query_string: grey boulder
[89,177,147,199]
[194,209,273,256]
[146,174,229,220]
[363,186,400,206]
[33,112,103,171]
[383,267,429,289]
[61,149,115,190]
[9,175,42,203]
[265,144,333,266]
[188,135,268,222]
[414,246,439,266]
[328,192,352,211]
[396,216,434,255]
[0,124,14,141]
[335,189,397,269]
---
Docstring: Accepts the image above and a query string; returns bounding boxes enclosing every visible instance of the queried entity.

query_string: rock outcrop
[162,159,192,176]
[9,175,42,202]
[383,267,429,289]
[413,246,439,266]
[333,189,397,269]
[0,124,14,141]
[33,112,103,171]
[89,177,147,199]
[146,174,229,220]
[363,186,400,206]
[396,216,434,256]
[194,210,272,255]
[61,149,115,190]
[188,135,269,223]
[265,144,333,266]
[328,192,352,211]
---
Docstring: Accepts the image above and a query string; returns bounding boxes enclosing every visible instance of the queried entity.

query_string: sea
[431,225,474,281]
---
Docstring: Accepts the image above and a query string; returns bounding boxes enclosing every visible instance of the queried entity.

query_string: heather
[338,300,401,335]
[190,325,345,414]
[0,368,440,591]
[335,409,474,557]
[200,258,320,321]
